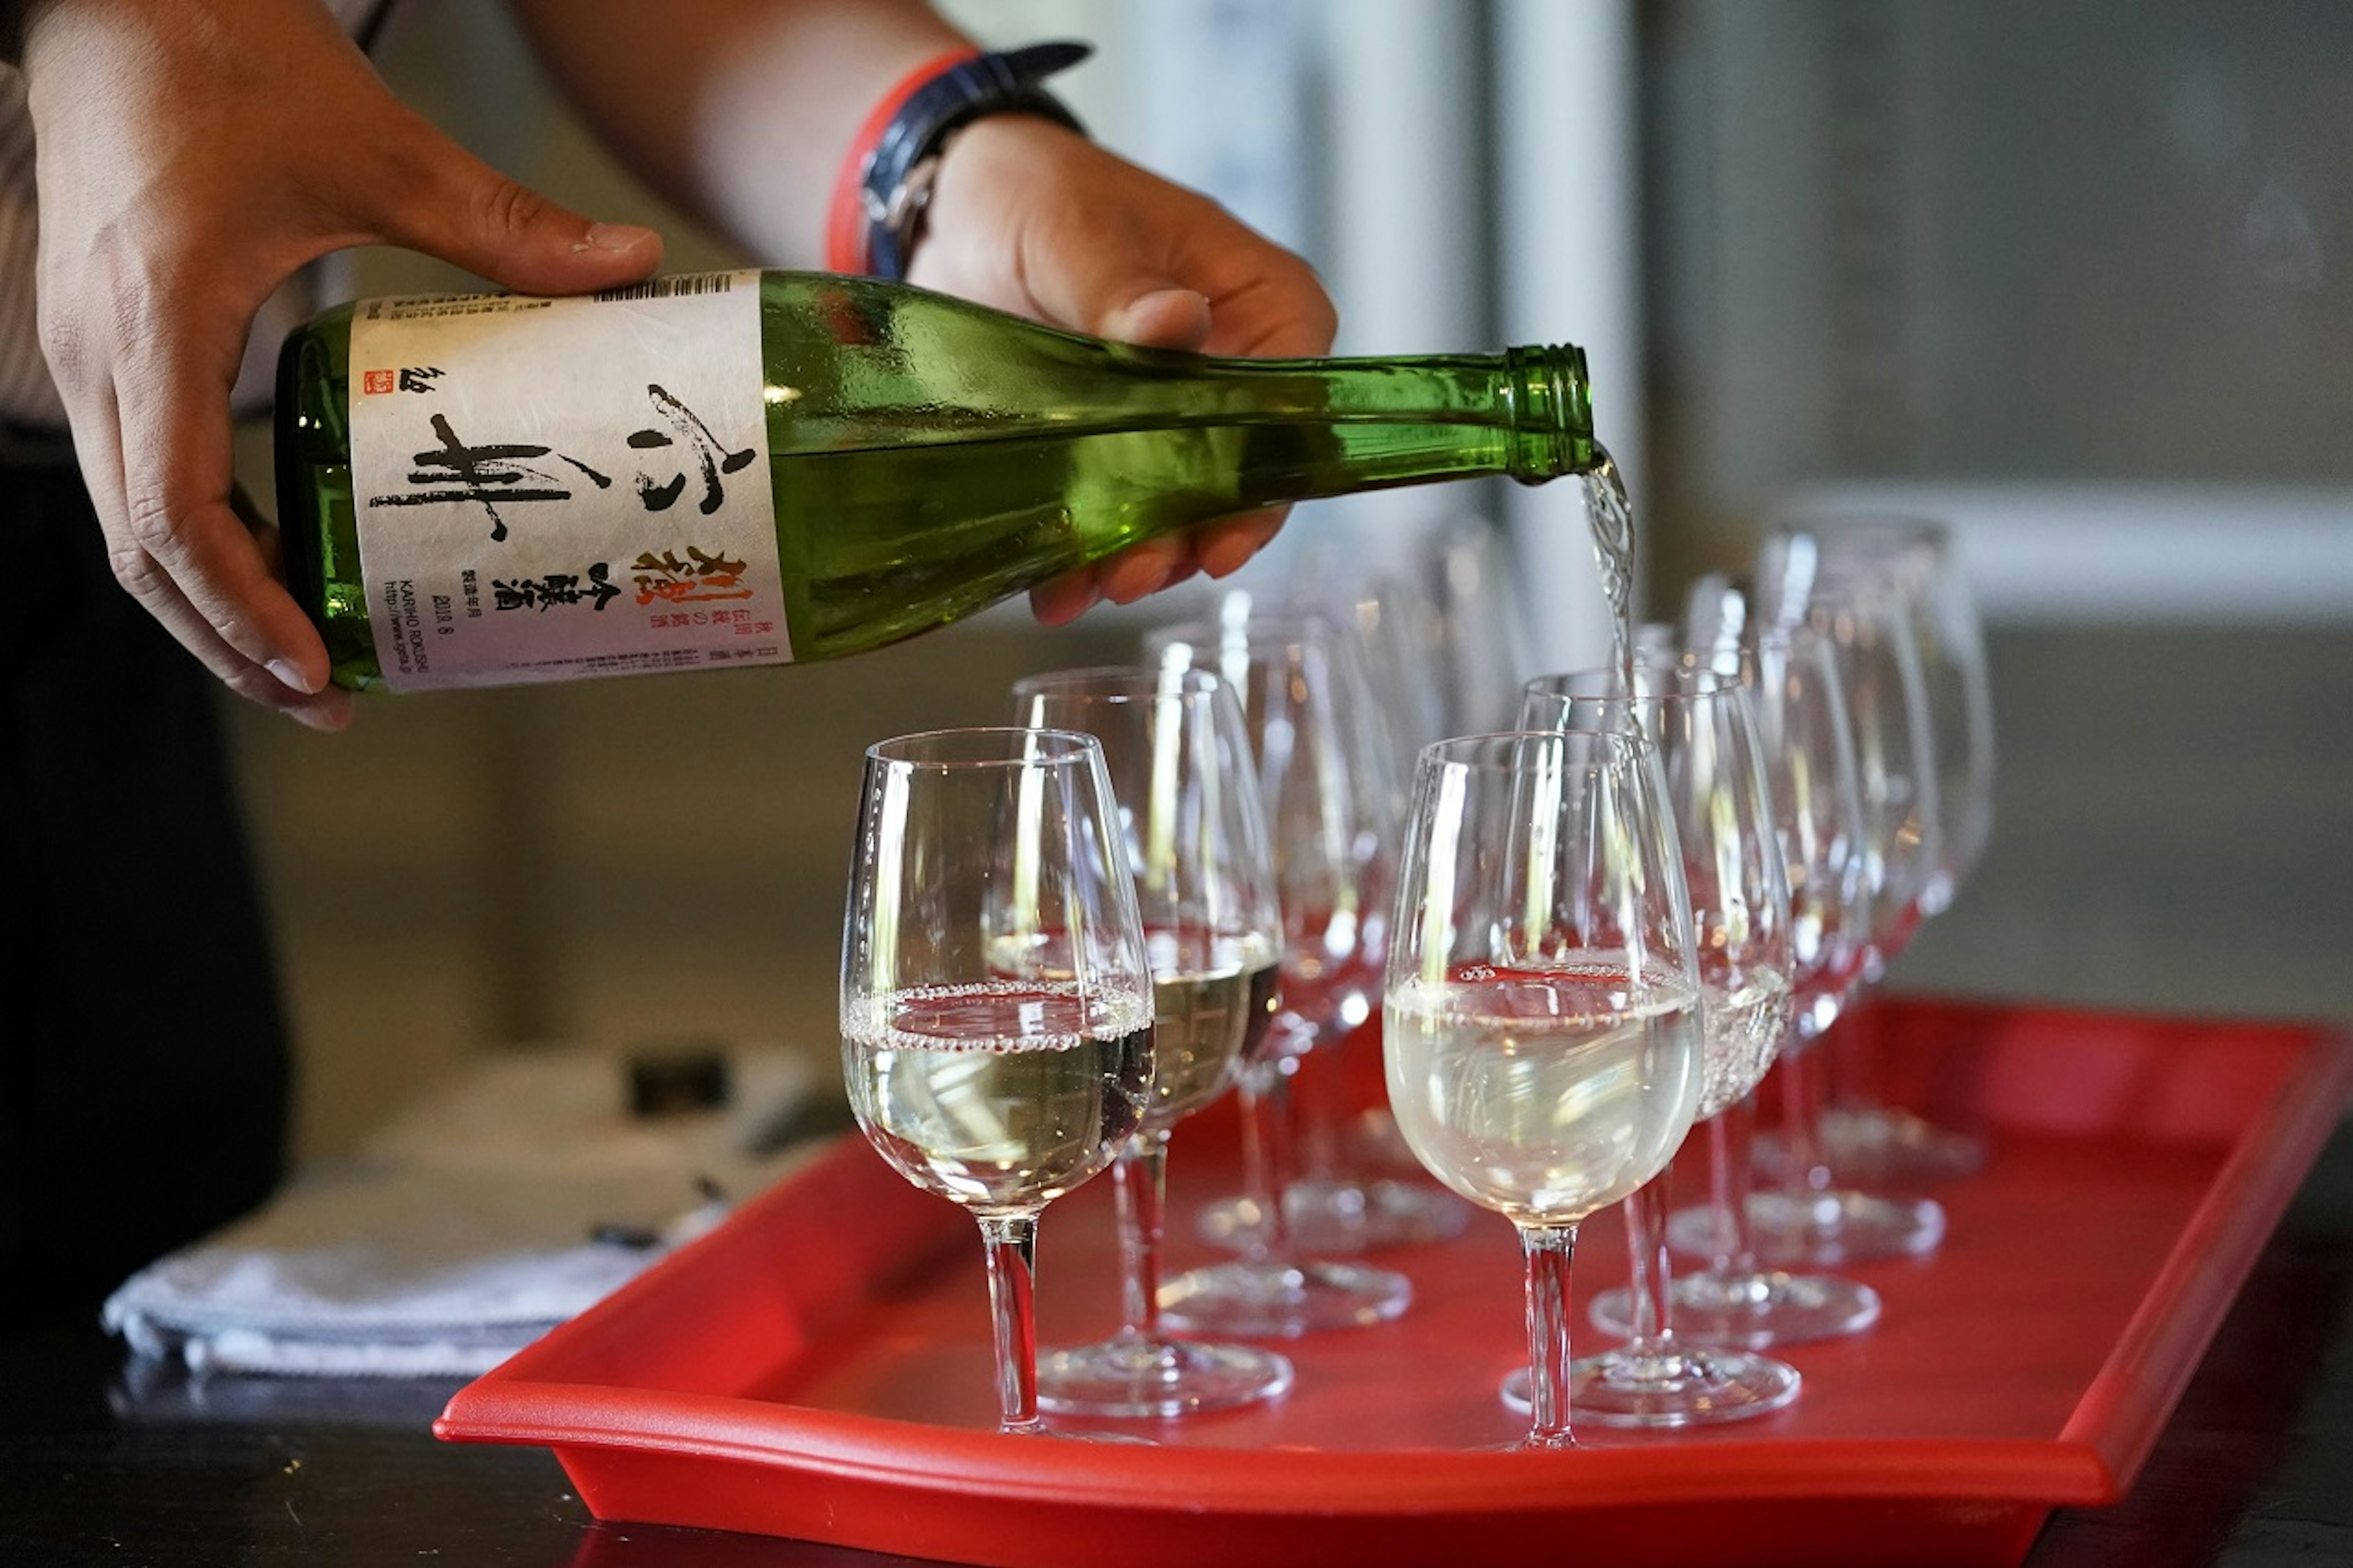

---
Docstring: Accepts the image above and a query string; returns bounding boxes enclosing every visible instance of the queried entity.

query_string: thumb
[1104,285,1214,351]
[376,138,662,297]
[1026,236,1211,350]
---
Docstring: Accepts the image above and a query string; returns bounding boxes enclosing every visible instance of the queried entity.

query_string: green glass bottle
[275,270,1594,692]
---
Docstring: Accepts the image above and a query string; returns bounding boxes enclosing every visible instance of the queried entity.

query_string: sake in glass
[1384,730,1707,1448]
[841,728,1154,1436]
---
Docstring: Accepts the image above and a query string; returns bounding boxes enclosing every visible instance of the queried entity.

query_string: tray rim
[435,996,2353,1521]
[2055,1004,2353,1494]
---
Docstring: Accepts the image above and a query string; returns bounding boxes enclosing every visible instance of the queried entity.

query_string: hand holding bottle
[28,0,1340,721]
[907,115,1339,624]
[20,0,664,731]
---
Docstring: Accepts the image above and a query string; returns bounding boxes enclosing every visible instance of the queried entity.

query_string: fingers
[1030,569,1100,627]
[129,137,650,719]
[1099,537,1192,605]
[921,123,1333,623]
[374,130,664,297]
[1188,267,1339,360]
[72,366,354,729]
[1012,206,1307,619]
[1195,509,1288,579]
[21,2,664,726]
[996,162,1214,350]
[1104,286,1214,352]
[1154,204,1337,362]
[1090,507,1283,617]
[114,528,354,729]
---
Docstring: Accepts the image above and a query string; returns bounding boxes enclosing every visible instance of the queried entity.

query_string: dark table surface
[4,1124,2347,1568]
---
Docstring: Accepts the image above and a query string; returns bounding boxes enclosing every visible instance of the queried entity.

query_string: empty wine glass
[1773,518,1996,1183]
[1273,513,1537,759]
[842,728,1155,1436]
[1278,523,1540,1183]
[1742,553,1949,1262]
[1386,729,1708,1449]
[1514,666,1802,1425]
[1646,617,1886,1346]
[1782,518,1994,906]
[1144,612,1419,1336]
[1296,567,1452,769]
[1156,603,1471,1256]
[1411,515,1541,737]
[1011,668,1295,1417]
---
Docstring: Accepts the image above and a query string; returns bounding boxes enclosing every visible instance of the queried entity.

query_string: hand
[906,116,1338,625]
[21,0,665,729]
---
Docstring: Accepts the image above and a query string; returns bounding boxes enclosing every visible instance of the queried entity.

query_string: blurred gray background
[231,0,2353,1160]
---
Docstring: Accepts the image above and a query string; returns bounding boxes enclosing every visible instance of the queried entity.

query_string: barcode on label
[593,274,736,303]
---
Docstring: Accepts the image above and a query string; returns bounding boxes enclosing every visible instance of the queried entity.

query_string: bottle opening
[1505,344,1597,482]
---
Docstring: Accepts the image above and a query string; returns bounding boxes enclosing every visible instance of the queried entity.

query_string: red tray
[436,998,2353,1568]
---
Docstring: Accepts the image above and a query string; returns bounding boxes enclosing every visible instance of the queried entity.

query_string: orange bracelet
[824,42,1091,279]
[824,47,982,277]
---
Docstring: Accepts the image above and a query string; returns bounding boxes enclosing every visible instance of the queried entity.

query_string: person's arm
[20,0,666,730]
[502,0,968,269]
[506,0,1336,623]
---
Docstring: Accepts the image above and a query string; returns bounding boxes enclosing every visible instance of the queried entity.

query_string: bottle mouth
[1506,344,1596,482]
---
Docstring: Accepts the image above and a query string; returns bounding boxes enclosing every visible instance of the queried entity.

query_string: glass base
[1499,1346,1802,1429]
[1156,1259,1412,1339]
[1754,1108,1988,1187]
[1588,1267,1881,1349]
[1014,1424,1156,1443]
[1676,1187,1944,1265]
[1036,1333,1294,1418]
[1821,1105,1988,1183]
[1195,1177,1471,1256]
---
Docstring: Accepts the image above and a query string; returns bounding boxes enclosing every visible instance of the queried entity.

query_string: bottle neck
[1170,343,1597,485]
[1503,344,1597,483]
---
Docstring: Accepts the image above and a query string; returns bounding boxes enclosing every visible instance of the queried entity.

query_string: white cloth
[102,1043,820,1377]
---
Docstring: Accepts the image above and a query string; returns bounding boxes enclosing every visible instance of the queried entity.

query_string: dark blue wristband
[858,42,1093,281]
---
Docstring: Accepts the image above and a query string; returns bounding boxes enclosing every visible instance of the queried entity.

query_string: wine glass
[1741,554,1950,1262]
[1385,729,1708,1448]
[1409,515,1540,737]
[841,728,1155,1436]
[1154,604,1471,1256]
[1306,569,1453,768]
[1278,522,1541,1181]
[1784,518,1994,906]
[1010,668,1296,1417]
[1513,666,1802,1425]
[1143,612,1419,1336]
[1774,518,1996,1183]
[1646,617,1887,1346]
[1271,513,1537,759]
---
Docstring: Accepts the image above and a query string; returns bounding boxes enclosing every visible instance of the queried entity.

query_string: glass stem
[1115,1129,1171,1341]
[1781,1040,1835,1201]
[1707,1094,1760,1281]
[1832,1006,1885,1114]
[1518,1221,1579,1448]
[1292,1039,1343,1182]
[1620,1164,1679,1357]
[977,1212,1043,1435]
[1236,1056,1300,1264]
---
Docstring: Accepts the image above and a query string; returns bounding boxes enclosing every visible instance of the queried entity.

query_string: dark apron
[0,428,290,1325]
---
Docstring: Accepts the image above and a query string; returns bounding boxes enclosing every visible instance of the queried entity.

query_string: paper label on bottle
[345,270,790,689]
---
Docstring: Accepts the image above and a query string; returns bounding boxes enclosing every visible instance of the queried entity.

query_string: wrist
[825,40,1091,281]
